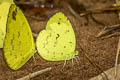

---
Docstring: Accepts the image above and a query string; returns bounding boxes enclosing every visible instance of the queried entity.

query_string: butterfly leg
[33,50,37,65]
[72,58,74,66]
[62,60,67,69]
[33,55,37,65]
[74,57,79,65]
[76,56,80,62]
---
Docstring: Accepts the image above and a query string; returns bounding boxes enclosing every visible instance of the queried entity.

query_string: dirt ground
[0,0,120,80]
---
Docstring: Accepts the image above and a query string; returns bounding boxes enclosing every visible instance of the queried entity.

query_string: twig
[96,24,120,38]
[17,67,52,80]
[25,14,46,21]
[80,7,120,17]
[61,1,81,20]
[115,0,120,20]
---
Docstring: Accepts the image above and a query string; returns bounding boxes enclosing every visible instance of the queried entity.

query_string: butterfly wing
[3,4,35,70]
[0,0,14,4]
[0,2,10,48]
[36,12,77,61]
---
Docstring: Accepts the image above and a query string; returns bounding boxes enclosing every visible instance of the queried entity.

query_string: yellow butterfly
[36,12,78,61]
[3,4,36,70]
[0,0,14,48]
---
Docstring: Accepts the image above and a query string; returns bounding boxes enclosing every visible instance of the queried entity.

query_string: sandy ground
[0,0,120,80]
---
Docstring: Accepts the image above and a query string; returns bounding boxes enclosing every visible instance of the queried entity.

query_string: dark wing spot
[14,55,17,59]
[11,34,15,50]
[54,41,57,44]
[46,35,49,39]
[67,18,69,21]
[66,30,69,32]
[21,22,25,27]
[22,57,24,60]
[52,57,54,59]
[12,11,17,20]
[1,38,4,40]
[1,32,4,36]
[56,34,60,39]
[43,45,45,48]
[65,30,70,33]
[58,22,60,25]
[64,46,66,48]
[53,52,55,54]
[20,61,23,64]
[43,43,46,48]
[53,45,56,47]
[28,32,29,35]
[59,18,61,20]
[45,48,49,53]
[11,34,14,44]
[18,41,21,45]
[15,7,17,13]
[49,33,52,37]
[18,31,20,38]
[46,41,48,44]
[12,45,14,50]
[69,42,72,44]
[20,54,22,56]
[10,52,12,56]
[61,53,63,55]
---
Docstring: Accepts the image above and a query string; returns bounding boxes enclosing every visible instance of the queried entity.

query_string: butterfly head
[72,50,78,58]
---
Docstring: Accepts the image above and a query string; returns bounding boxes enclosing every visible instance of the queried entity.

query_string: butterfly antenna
[33,50,37,65]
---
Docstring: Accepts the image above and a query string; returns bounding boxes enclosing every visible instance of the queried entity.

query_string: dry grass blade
[17,67,52,80]
[115,38,120,80]
[115,0,120,80]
